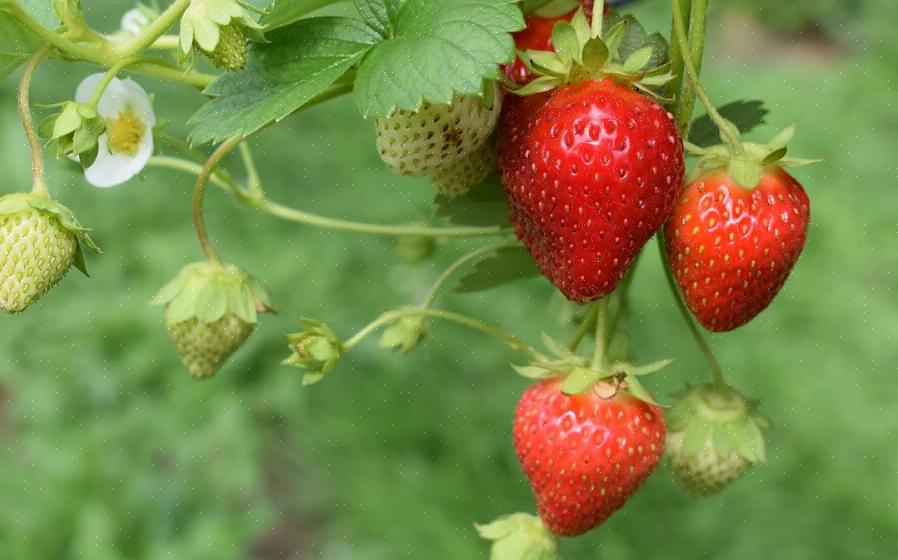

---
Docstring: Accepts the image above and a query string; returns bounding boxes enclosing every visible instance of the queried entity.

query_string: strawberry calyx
[686,124,822,189]
[283,318,344,385]
[476,513,560,560]
[0,192,100,275]
[512,331,671,405]
[152,260,273,327]
[667,383,770,464]
[514,3,674,97]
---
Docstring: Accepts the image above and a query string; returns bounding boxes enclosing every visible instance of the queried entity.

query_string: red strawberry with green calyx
[665,124,816,331]
[498,8,683,303]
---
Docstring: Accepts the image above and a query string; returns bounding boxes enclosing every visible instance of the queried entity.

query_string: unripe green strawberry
[168,314,254,379]
[153,261,272,380]
[376,86,501,176]
[666,384,770,496]
[431,141,496,198]
[204,21,247,71]
[0,193,97,313]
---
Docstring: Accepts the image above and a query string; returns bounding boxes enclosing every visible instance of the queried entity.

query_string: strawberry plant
[0,0,822,556]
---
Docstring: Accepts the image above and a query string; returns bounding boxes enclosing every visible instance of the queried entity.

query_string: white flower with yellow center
[74,74,156,188]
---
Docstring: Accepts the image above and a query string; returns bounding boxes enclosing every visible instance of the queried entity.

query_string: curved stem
[657,234,726,389]
[149,155,511,238]
[344,307,544,359]
[591,298,609,369]
[114,0,192,57]
[193,136,243,263]
[255,198,513,238]
[672,0,742,154]
[421,240,518,308]
[86,57,140,107]
[6,4,101,61]
[19,45,51,196]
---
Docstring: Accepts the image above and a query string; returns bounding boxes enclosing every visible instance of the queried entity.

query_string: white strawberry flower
[74,74,156,188]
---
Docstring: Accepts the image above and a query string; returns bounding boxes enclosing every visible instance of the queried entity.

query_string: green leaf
[353,0,523,118]
[189,16,380,144]
[454,246,539,294]
[433,177,510,227]
[353,0,405,36]
[261,0,345,29]
[0,12,42,79]
[689,100,770,148]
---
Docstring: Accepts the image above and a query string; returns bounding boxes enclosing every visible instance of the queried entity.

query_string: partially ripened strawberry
[375,86,501,176]
[513,378,665,536]
[665,167,810,331]
[0,192,97,313]
[499,78,684,302]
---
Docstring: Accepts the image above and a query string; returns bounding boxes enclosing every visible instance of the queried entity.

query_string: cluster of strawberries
[374,1,810,550]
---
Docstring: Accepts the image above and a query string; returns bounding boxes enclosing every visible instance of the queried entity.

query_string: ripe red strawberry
[664,167,810,331]
[513,378,665,536]
[499,78,684,302]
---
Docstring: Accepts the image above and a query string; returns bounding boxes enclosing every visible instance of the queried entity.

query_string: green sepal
[152,260,272,326]
[667,383,770,465]
[476,513,560,560]
[511,364,556,380]
[283,318,343,385]
[378,315,428,354]
[560,366,602,395]
[513,7,671,96]
[44,101,107,165]
[0,192,100,275]
[690,124,822,188]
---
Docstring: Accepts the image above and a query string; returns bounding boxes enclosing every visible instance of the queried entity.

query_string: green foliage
[353,0,523,117]
[0,12,41,79]
[689,100,769,147]
[455,246,539,294]
[189,16,380,144]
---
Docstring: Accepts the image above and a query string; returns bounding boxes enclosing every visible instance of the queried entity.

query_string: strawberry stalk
[192,136,243,263]
[671,0,742,155]
[18,44,51,197]
[659,0,727,389]
[421,240,520,309]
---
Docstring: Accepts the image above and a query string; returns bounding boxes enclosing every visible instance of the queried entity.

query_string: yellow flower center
[105,106,145,156]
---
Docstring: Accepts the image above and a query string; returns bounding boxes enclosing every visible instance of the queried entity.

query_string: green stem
[344,307,544,359]
[128,61,215,88]
[671,0,709,136]
[193,136,243,263]
[421,240,518,308]
[148,156,243,196]
[148,35,181,51]
[5,4,101,61]
[148,155,512,238]
[86,57,140,108]
[657,234,726,389]
[568,302,600,352]
[239,142,264,197]
[591,298,609,369]
[591,0,606,37]
[19,45,51,197]
[254,198,513,238]
[671,0,742,154]
[114,0,191,57]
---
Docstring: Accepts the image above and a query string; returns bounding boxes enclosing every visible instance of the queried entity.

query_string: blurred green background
[1,0,897,558]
